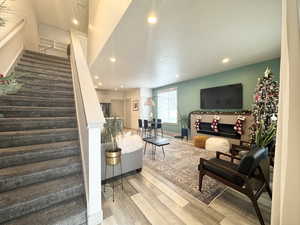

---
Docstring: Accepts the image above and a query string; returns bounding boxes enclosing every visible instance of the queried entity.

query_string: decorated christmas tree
[250,67,279,143]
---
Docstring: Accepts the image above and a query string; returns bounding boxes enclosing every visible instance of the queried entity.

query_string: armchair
[198,147,272,225]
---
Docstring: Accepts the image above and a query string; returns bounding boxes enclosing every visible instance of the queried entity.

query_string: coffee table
[143,137,170,160]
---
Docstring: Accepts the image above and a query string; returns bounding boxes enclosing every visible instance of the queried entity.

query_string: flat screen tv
[200,83,243,109]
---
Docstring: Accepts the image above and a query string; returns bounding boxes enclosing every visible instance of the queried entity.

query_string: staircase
[0,50,87,225]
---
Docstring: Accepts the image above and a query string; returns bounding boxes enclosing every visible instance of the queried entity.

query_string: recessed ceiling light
[98,82,102,86]
[94,75,99,79]
[147,16,157,24]
[222,58,230,64]
[110,57,116,63]
[176,74,180,78]
[72,19,79,25]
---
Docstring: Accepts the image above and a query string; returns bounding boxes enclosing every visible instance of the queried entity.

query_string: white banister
[70,30,105,225]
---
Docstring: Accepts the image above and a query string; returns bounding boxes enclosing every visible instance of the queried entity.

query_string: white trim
[157,87,177,93]
[0,19,25,50]
[4,44,24,75]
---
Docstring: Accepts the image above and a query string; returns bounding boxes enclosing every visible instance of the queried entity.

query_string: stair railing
[70,30,105,225]
[39,36,68,55]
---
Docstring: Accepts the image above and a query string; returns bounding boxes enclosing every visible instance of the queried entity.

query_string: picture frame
[133,101,139,111]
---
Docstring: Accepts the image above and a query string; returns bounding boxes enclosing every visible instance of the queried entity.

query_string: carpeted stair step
[0,106,75,117]
[19,58,71,70]
[22,50,70,64]
[0,117,77,131]
[0,141,80,169]
[19,80,74,92]
[8,88,74,98]
[15,72,73,85]
[18,62,71,74]
[20,55,71,68]
[0,156,81,192]
[0,174,84,224]
[15,66,72,79]
[18,61,71,74]
[0,95,75,107]
[3,197,87,225]
[0,128,78,148]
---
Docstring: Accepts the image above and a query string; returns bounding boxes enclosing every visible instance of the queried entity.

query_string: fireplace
[196,122,241,139]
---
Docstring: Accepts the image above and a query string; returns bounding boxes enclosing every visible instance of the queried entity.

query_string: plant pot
[181,128,189,137]
[105,148,122,166]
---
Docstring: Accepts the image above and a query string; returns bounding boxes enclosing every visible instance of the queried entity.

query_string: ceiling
[90,0,281,90]
[32,0,88,33]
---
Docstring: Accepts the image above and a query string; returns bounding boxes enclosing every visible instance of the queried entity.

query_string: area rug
[143,138,226,205]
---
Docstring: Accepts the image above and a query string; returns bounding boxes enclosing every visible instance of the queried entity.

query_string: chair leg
[162,146,165,159]
[199,172,205,192]
[249,196,265,225]
[144,142,147,155]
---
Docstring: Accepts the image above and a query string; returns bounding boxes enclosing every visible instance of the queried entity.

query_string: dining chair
[143,120,151,137]
[157,119,163,136]
[138,119,143,136]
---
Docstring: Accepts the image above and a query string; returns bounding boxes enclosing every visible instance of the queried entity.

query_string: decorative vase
[105,148,122,166]
[181,128,188,137]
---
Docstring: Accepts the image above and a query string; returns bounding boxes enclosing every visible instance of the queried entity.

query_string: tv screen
[200,84,243,109]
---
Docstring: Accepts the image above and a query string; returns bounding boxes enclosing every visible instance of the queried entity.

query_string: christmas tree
[250,67,279,143]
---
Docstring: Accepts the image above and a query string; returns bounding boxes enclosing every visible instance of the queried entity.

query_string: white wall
[39,23,70,43]
[111,100,124,118]
[124,88,140,130]
[97,89,125,103]
[88,0,132,66]
[139,88,152,120]
[6,0,40,51]
[271,0,300,224]
[0,27,23,74]
[0,0,39,74]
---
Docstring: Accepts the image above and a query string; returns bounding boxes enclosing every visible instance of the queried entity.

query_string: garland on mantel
[188,110,251,129]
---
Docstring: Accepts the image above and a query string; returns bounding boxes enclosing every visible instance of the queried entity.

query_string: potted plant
[178,113,189,140]
[105,116,123,166]
[255,120,277,149]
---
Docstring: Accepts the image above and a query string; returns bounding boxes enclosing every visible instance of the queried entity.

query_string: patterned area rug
[143,137,226,205]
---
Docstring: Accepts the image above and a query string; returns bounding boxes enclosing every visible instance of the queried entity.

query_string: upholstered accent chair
[198,147,272,225]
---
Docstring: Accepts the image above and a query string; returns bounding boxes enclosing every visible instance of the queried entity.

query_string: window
[157,88,177,123]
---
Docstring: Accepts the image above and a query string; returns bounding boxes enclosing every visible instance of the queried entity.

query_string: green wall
[153,58,280,133]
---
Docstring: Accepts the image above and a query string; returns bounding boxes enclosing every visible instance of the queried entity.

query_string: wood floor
[102,166,271,225]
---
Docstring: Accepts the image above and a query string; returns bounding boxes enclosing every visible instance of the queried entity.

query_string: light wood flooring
[101,165,271,225]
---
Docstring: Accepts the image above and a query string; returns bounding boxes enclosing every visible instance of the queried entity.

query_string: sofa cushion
[199,158,244,186]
